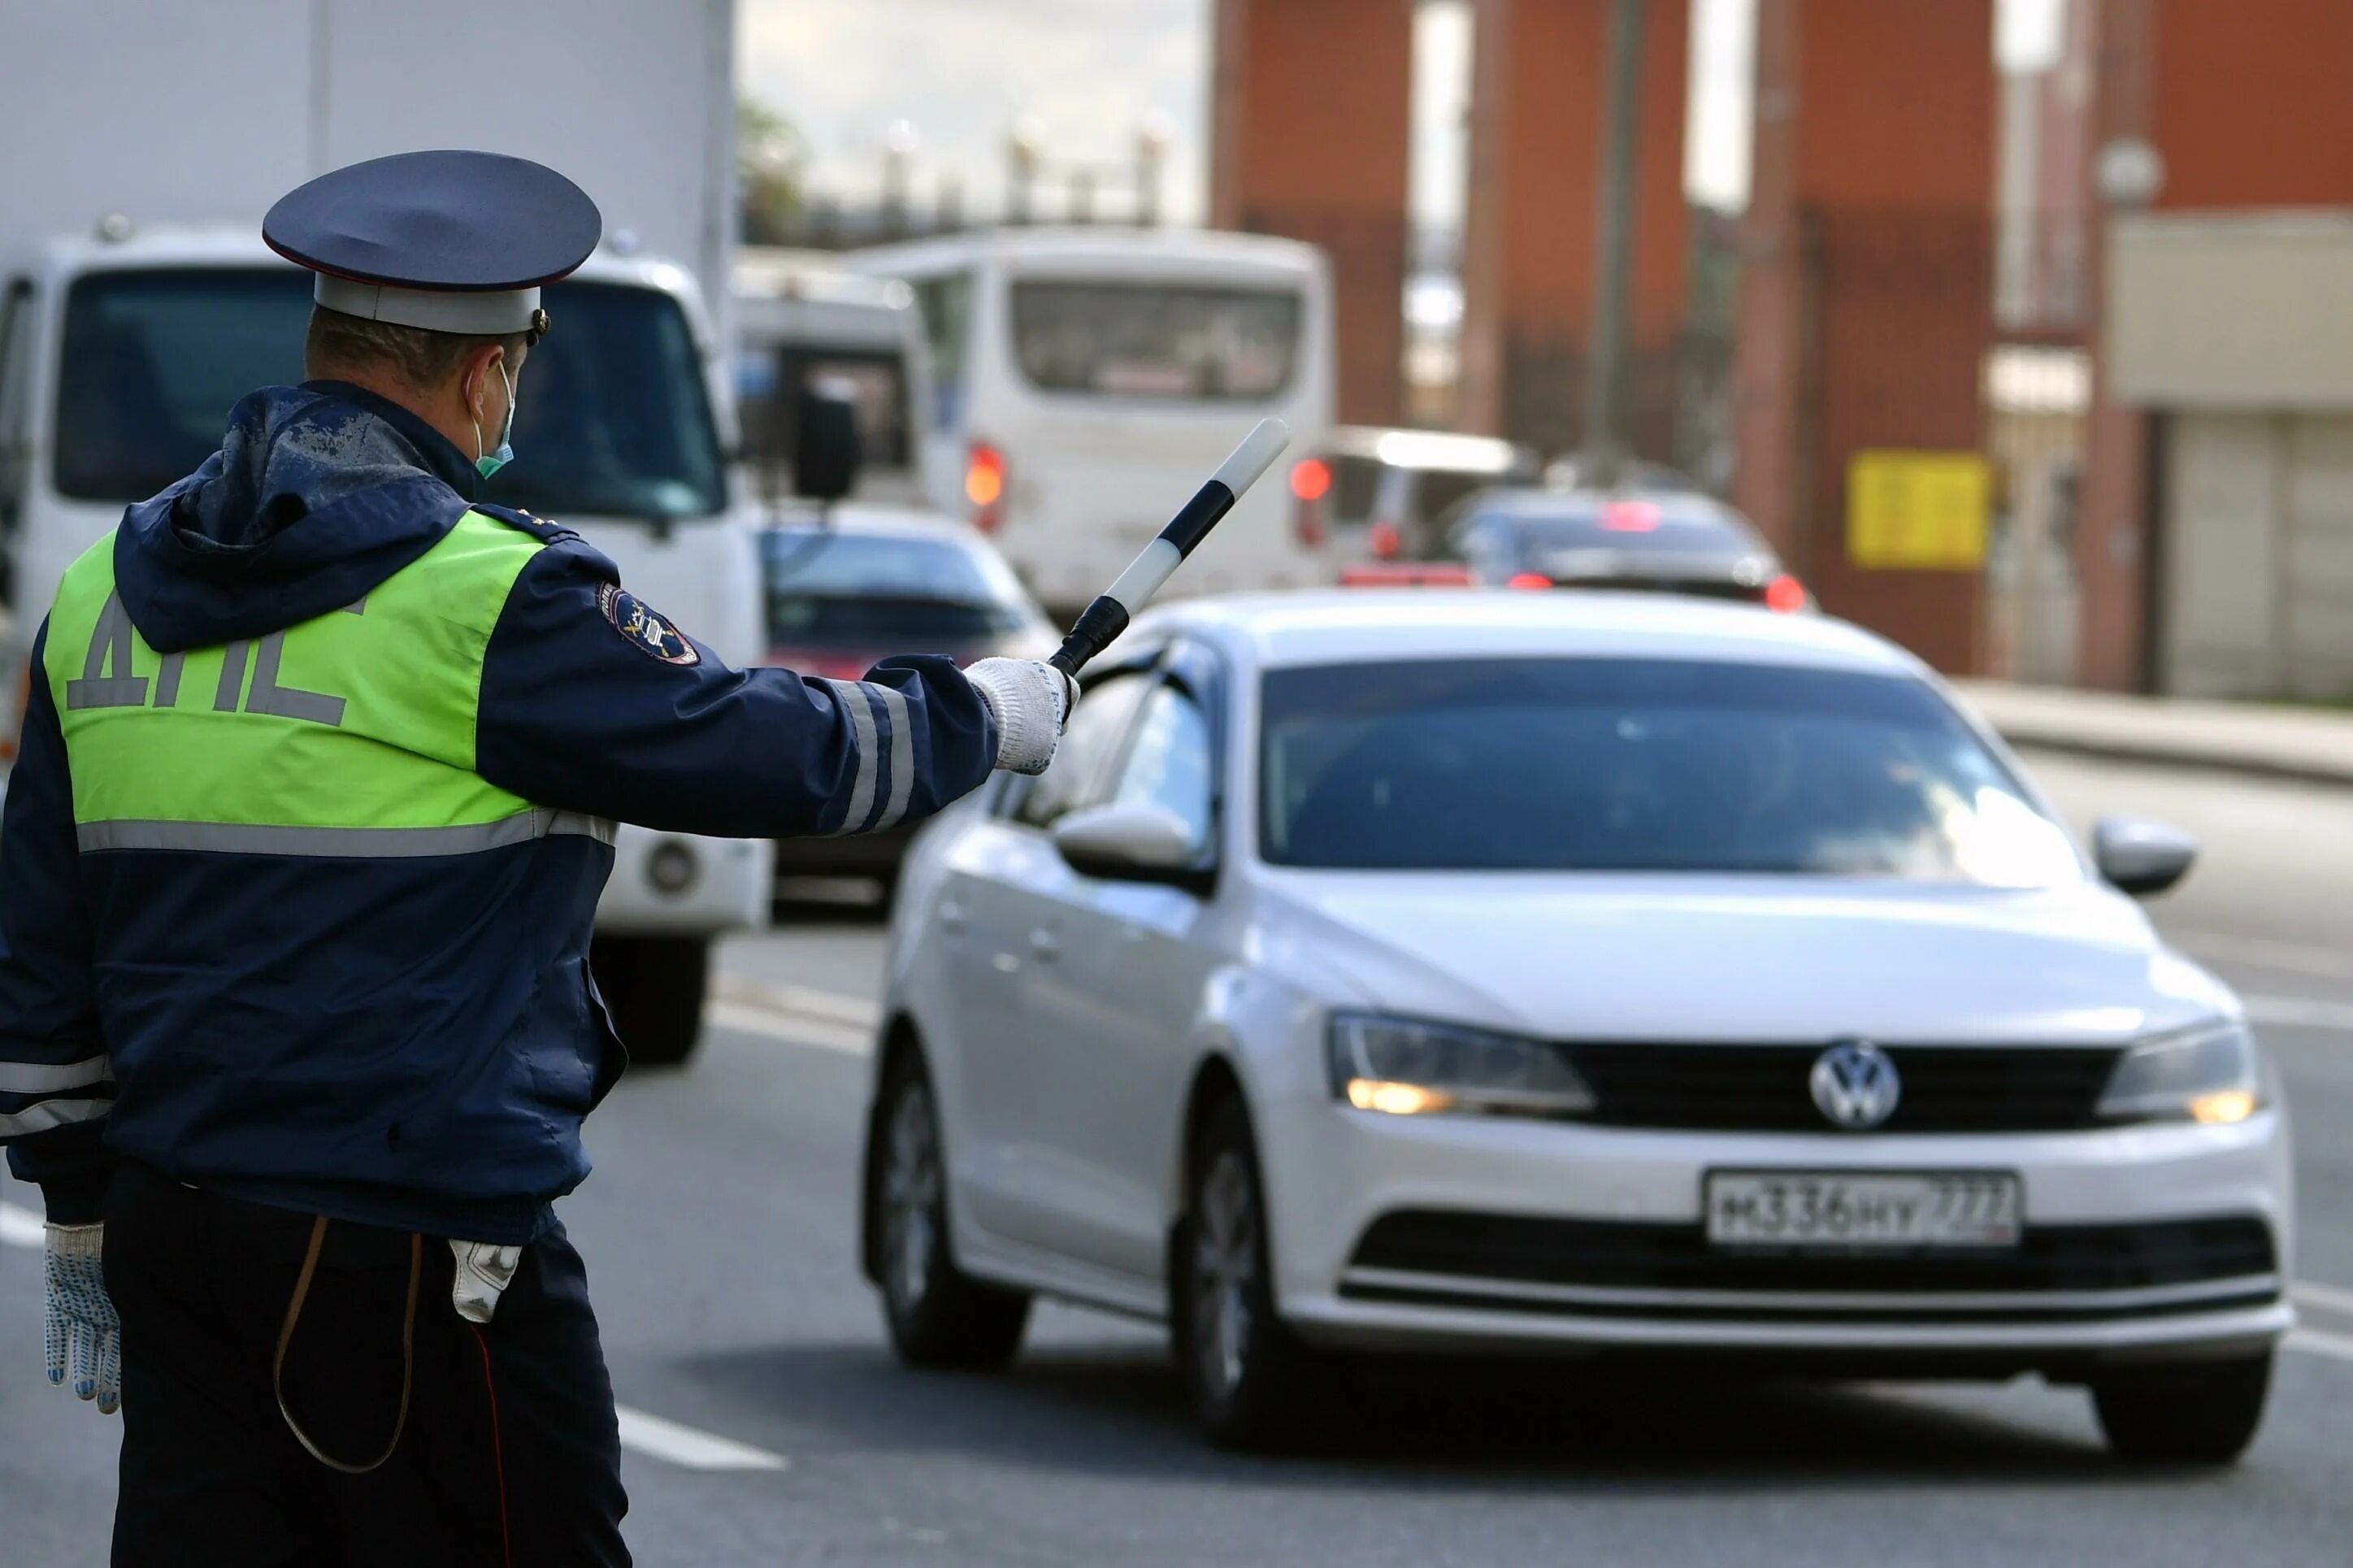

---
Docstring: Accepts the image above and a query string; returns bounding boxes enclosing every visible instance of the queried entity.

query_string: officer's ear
[460,342,506,419]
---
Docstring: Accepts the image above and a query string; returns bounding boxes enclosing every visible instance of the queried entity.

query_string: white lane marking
[712,974,879,1029]
[2173,932,2353,983]
[0,1201,43,1248]
[705,1001,873,1056]
[614,1404,788,1471]
[2286,1326,2353,1364]
[2292,1279,2353,1318]
[2242,994,2353,1033]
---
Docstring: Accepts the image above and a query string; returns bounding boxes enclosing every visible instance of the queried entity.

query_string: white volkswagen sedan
[857,592,2292,1457]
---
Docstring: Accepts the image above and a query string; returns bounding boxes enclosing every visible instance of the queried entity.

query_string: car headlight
[2096,1019,2264,1125]
[1326,1013,1595,1119]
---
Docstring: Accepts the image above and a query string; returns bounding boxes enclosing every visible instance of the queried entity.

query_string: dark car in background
[760,512,1055,903]
[1441,487,1812,611]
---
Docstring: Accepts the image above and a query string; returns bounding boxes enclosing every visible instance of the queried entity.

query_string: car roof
[1133,590,1925,678]
[760,502,994,548]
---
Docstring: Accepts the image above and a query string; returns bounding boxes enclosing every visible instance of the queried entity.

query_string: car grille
[1563,1042,2125,1133]
[1344,1210,2280,1323]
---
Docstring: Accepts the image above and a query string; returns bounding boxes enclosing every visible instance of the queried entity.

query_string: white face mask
[472,358,517,480]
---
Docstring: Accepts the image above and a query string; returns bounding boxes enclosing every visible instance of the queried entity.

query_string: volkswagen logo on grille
[1810,1040,1900,1130]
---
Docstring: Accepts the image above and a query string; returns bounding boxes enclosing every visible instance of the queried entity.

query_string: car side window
[1008,670,1152,830]
[1105,682,1214,856]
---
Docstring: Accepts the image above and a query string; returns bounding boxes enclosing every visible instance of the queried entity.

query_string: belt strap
[272,1215,422,1475]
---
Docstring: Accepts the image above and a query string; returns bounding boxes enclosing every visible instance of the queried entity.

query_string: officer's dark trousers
[102,1162,631,1566]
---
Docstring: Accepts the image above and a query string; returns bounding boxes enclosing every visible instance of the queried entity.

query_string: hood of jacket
[112,380,484,653]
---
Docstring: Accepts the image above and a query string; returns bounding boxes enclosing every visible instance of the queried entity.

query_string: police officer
[0,150,1074,1565]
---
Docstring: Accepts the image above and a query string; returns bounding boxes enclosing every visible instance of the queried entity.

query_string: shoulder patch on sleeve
[598,583,701,665]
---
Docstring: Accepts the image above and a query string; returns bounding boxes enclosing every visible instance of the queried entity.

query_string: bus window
[1009,281,1300,402]
[910,271,972,432]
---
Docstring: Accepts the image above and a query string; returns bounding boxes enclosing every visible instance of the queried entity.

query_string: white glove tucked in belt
[964,658,1079,775]
[450,1240,523,1324]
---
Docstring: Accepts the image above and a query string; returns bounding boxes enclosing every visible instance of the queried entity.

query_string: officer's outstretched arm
[475,541,1001,838]
[0,623,116,1223]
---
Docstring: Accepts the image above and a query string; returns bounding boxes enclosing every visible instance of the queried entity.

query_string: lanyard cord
[272,1215,423,1475]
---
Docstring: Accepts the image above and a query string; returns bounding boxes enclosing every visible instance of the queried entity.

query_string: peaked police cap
[263,150,601,337]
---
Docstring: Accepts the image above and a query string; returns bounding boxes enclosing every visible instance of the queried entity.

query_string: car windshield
[1259,658,2082,884]
[56,270,727,519]
[1009,280,1301,400]
[1480,501,1760,557]
[762,528,1035,644]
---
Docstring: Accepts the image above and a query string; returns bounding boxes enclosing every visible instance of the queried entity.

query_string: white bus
[842,228,1335,614]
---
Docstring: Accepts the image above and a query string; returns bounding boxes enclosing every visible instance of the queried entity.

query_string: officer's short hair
[304,306,532,393]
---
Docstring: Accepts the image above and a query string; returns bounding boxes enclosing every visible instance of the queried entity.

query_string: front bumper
[1261,1097,2294,1368]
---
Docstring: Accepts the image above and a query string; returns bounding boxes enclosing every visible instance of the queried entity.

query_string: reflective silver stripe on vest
[870,684,918,833]
[0,1054,112,1095]
[822,679,880,836]
[0,1098,111,1138]
[76,810,618,858]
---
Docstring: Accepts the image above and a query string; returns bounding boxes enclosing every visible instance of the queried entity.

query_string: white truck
[735,246,946,511]
[0,0,765,1063]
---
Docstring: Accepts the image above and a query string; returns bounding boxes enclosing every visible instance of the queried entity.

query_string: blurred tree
[740,98,804,245]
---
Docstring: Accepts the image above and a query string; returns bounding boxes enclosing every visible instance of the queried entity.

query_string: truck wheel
[590,935,710,1068]
[2091,1353,2273,1465]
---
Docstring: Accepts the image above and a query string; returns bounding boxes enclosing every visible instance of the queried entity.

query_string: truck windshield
[54,269,728,519]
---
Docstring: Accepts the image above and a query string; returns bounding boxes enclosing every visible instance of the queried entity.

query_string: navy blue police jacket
[0,381,998,1242]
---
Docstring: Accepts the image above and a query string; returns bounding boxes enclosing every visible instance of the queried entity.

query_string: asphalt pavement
[6,749,2353,1565]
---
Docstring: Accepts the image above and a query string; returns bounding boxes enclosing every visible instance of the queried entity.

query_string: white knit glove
[965,658,1079,775]
[450,1240,523,1324]
[44,1223,120,1414]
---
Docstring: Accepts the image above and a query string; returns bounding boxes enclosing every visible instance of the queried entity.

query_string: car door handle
[1027,927,1061,962]
[940,898,968,934]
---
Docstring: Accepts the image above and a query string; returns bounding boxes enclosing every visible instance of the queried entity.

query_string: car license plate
[1704,1171,2022,1249]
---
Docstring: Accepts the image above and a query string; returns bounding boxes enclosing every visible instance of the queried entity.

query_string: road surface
[5,749,2352,1565]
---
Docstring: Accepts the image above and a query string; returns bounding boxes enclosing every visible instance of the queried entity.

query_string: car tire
[2091,1352,2273,1465]
[871,1050,1031,1369]
[1171,1093,1338,1450]
[589,934,709,1067]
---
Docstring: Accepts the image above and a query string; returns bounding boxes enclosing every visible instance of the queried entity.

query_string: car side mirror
[2093,815,2198,897]
[792,392,862,502]
[1051,801,1206,888]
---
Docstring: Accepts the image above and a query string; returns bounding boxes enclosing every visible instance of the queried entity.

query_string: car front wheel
[871,1051,1030,1369]
[2091,1352,2273,1464]
[1171,1093,1338,1449]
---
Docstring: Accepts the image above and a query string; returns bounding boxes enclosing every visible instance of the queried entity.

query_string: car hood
[1254,874,2235,1044]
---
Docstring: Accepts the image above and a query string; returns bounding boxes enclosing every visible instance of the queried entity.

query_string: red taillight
[1367,519,1402,559]
[1764,573,1808,613]
[965,441,1006,533]
[1507,572,1552,590]
[1289,458,1330,549]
